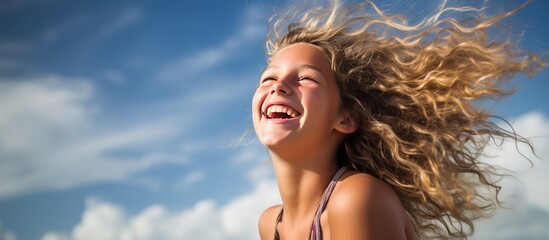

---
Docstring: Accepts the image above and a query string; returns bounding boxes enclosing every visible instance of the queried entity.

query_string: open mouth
[263,105,301,119]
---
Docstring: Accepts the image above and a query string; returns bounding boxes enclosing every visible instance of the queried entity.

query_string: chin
[259,136,284,148]
[258,133,294,149]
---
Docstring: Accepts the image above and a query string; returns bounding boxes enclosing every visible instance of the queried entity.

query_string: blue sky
[0,0,547,239]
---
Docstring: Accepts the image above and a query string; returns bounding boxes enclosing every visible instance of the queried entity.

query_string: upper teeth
[266,105,299,118]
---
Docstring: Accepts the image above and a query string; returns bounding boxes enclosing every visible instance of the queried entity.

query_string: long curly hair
[265,0,544,239]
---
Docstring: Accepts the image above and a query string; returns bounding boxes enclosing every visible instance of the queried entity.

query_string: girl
[252,0,543,239]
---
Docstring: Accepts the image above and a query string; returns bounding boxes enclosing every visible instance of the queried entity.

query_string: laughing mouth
[263,105,301,119]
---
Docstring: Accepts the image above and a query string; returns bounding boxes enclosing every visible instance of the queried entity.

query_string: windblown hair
[266,0,543,239]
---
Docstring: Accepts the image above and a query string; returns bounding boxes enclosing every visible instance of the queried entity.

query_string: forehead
[267,43,332,73]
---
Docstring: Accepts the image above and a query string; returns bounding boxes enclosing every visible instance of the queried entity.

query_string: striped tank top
[274,167,348,240]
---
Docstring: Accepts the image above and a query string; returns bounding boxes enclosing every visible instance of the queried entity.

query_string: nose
[270,80,291,95]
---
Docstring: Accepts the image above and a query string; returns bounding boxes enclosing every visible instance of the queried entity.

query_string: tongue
[270,112,292,119]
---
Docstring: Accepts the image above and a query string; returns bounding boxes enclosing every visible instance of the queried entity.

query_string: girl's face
[252,43,348,151]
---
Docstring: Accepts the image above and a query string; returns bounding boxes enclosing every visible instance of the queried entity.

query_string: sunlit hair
[265,0,543,239]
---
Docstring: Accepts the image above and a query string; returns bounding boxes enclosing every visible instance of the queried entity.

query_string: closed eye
[259,77,277,85]
[298,76,319,83]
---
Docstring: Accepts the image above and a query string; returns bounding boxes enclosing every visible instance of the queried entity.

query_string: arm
[328,173,410,240]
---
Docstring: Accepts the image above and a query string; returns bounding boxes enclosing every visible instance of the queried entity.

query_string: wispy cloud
[0,41,32,55]
[99,6,142,38]
[156,5,266,82]
[0,41,33,72]
[0,68,256,200]
[230,142,273,181]
[174,170,206,191]
[99,70,126,84]
[0,0,58,16]
[0,75,189,199]
[0,58,23,70]
[41,15,87,43]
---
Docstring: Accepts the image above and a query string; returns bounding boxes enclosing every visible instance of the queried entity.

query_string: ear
[334,112,358,134]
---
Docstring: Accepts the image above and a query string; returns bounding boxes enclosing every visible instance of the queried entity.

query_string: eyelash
[260,77,276,83]
[260,76,318,84]
[299,76,317,82]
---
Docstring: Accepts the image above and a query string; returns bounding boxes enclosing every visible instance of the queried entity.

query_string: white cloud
[473,203,549,240]
[73,198,127,240]
[220,180,280,239]
[156,5,266,81]
[41,180,281,240]
[0,75,189,199]
[472,111,549,239]
[41,232,68,240]
[483,112,549,211]
[0,69,256,199]
[0,75,94,154]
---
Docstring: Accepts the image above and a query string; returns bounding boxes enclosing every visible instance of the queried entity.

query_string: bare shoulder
[327,171,413,239]
[331,171,404,213]
[258,204,282,240]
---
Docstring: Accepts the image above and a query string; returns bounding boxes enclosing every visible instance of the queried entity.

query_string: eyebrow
[262,64,326,75]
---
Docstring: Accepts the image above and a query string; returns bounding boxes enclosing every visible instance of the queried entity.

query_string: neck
[270,145,339,224]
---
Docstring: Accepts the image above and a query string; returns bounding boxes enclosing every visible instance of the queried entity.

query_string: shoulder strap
[273,167,348,240]
[274,207,283,240]
[310,167,348,240]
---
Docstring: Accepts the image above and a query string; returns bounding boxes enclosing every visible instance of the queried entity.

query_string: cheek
[306,89,341,119]
[252,88,265,122]
[308,89,335,108]
[329,89,342,112]
[323,84,342,110]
